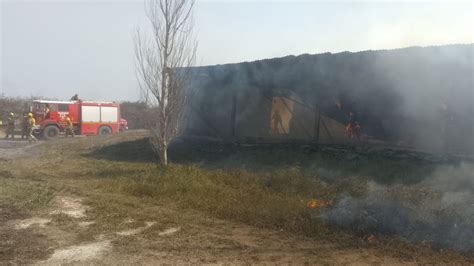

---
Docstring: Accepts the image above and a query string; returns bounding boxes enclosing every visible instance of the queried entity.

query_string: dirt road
[0,139,42,160]
[0,133,471,265]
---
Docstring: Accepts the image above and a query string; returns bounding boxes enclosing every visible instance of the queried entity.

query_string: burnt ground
[0,130,473,264]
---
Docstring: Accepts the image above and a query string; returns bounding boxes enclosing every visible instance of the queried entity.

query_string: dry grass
[92,164,335,236]
[83,134,473,259]
[0,131,472,263]
[0,172,55,210]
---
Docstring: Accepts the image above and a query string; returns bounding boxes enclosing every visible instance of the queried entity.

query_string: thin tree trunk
[134,0,197,165]
[161,145,168,165]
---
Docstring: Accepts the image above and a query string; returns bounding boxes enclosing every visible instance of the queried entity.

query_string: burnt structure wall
[186,44,474,153]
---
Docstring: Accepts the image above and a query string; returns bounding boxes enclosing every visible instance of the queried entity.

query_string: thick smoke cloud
[188,44,474,153]
[185,44,474,252]
[321,162,474,252]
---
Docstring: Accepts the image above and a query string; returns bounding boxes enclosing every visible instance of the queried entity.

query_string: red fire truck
[31,100,128,139]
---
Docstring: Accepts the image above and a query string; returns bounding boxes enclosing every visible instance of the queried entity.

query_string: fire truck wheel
[43,125,60,140]
[98,126,112,135]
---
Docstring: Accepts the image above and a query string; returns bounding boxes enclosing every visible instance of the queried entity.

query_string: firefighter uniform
[65,117,75,138]
[21,114,28,140]
[27,113,37,143]
[4,113,15,139]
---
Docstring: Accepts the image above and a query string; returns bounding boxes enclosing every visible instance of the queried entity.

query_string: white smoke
[321,162,474,252]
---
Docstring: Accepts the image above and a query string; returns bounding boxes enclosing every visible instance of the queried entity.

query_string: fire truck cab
[31,100,128,139]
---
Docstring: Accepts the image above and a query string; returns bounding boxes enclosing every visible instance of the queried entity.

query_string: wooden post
[230,91,237,139]
[321,118,334,143]
[315,108,321,142]
[314,98,321,143]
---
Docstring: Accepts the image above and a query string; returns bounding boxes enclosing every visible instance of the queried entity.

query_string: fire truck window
[49,104,58,112]
[59,104,69,112]
[34,103,45,113]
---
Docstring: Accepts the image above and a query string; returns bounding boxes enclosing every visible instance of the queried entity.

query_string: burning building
[185,44,474,153]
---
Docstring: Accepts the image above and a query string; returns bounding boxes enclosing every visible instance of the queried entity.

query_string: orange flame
[306,199,333,209]
[367,234,376,242]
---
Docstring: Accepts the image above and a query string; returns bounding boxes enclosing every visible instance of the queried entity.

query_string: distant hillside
[187,44,474,153]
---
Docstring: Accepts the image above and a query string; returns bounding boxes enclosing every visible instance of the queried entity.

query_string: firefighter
[4,112,15,139]
[27,113,37,143]
[352,121,362,141]
[21,113,29,140]
[65,116,75,138]
[345,112,354,139]
[70,94,79,101]
[44,104,51,119]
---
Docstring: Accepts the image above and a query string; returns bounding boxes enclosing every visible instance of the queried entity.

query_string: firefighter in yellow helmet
[65,116,75,138]
[27,112,37,143]
[21,112,29,140]
[4,112,15,139]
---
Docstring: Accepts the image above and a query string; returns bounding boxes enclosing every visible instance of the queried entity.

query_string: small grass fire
[306,199,334,209]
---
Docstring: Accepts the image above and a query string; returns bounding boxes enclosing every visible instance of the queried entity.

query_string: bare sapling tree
[134,0,197,165]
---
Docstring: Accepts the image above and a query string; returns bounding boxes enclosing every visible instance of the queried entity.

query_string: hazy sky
[1,0,472,101]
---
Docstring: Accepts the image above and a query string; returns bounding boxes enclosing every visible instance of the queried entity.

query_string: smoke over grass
[322,162,474,252]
